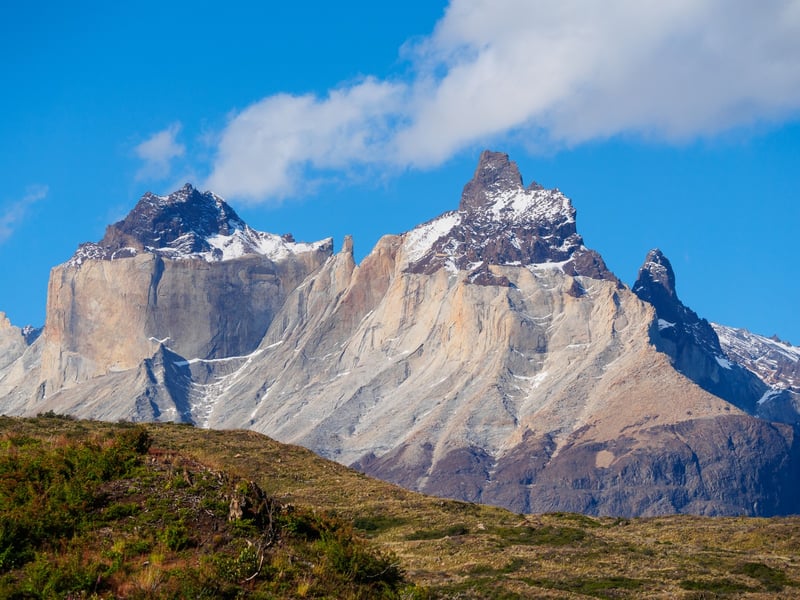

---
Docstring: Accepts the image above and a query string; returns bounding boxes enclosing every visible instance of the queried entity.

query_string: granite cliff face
[0,313,27,373]
[3,185,332,414]
[1,153,798,517]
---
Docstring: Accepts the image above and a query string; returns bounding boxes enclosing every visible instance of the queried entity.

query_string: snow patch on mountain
[401,152,601,280]
[713,323,800,391]
[66,184,331,266]
[487,186,576,226]
[404,212,461,263]
[201,228,331,262]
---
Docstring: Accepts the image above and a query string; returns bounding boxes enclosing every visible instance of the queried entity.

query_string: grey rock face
[1,152,798,518]
[0,313,27,372]
[3,185,333,409]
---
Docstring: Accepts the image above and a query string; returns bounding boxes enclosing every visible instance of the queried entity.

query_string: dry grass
[4,415,800,599]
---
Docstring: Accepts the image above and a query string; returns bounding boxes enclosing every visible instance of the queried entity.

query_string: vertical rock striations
[32,184,333,406]
[1,153,798,517]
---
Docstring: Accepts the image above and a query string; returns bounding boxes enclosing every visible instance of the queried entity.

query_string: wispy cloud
[0,185,49,244]
[135,123,186,181]
[205,0,800,202]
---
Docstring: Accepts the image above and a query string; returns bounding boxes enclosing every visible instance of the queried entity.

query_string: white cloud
[135,123,186,181]
[0,185,49,244]
[205,0,800,201]
[397,0,800,162]
[205,79,406,201]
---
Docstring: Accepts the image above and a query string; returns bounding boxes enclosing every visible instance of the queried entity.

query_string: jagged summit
[460,150,525,211]
[633,248,772,415]
[633,248,723,354]
[714,324,800,391]
[633,249,678,311]
[68,184,331,266]
[404,150,613,283]
[102,183,246,252]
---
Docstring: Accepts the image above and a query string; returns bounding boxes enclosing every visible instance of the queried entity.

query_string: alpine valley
[1,151,798,518]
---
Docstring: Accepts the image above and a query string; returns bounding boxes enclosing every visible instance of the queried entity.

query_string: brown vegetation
[2,415,800,598]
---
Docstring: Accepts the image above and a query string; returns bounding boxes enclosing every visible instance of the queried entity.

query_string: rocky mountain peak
[67,185,332,267]
[100,184,245,254]
[405,150,614,283]
[633,248,710,338]
[459,150,524,211]
[633,249,677,307]
[633,249,771,415]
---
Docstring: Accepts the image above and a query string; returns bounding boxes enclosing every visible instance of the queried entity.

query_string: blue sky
[1,1,799,343]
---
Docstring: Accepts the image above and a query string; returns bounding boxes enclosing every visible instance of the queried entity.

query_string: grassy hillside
[2,415,800,599]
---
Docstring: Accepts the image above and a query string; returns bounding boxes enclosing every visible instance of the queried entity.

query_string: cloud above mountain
[204,0,800,202]
[135,123,186,182]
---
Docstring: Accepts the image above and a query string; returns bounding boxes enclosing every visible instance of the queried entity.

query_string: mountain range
[1,150,798,517]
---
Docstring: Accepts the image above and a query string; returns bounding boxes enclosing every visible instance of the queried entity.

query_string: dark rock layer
[634,249,767,415]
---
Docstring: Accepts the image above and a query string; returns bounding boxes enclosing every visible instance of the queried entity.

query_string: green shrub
[318,531,404,589]
[103,502,140,520]
[734,562,793,591]
[490,524,586,547]
[353,514,407,534]
[0,429,148,573]
[279,509,324,540]
[405,524,469,540]
[161,522,191,551]
[212,541,263,583]
[680,578,754,593]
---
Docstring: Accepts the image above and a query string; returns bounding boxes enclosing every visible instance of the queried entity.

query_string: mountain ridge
[69,183,332,266]
[1,150,798,518]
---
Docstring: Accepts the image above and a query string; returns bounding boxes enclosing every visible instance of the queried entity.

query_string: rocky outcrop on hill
[1,152,798,517]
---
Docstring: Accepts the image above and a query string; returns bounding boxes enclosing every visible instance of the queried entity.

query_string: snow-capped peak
[402,150,611,283]
[67,184,332,266]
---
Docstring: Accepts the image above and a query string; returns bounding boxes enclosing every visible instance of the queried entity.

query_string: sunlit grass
[3,415,800,598]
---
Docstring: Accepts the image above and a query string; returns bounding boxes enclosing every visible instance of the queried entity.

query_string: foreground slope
[3,416,800,599]
[0,416,409,599]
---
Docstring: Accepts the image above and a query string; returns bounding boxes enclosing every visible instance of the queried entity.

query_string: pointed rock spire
[404,149,615,283]
[633,248,767,414]
[633,249,677,308]
[459,150,524,211]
